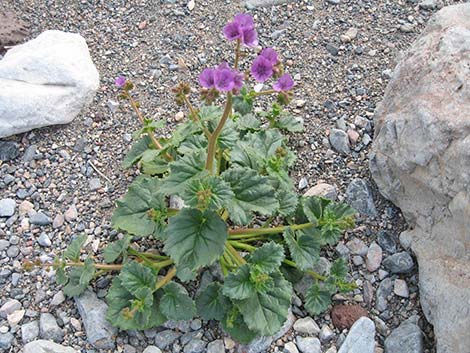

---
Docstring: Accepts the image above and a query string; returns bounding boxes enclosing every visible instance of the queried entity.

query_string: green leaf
[112,176,167,238]
[302,196,331,227]
[330,258,348,280]
[276,114,304,132]
[79,258,95,287]
[222,168,279,225]
[223,264,257,300]
[276,189,298,217]
[178,134,207,155]
[106,277,165,330]
[196,283,230,321]
[304,283,331,316]
[181,173,234,211]
[164,208,227,277]
[159,282,196,321]
[170,120,202,147]
[119,261,156,298]
[103,235,131,263]
[233,88,254,116]
[248,242,285,274]
[122,136,152,169]
[236,272,292,336]
[63,234,87,261]
[237,114,261,131]
[199,105,223,121]
[222,306,258,344]
[283,227,320,271]
[56,266,68,286]
[63,267,88,297]
[141,150,169,175]
[159,150,206,194]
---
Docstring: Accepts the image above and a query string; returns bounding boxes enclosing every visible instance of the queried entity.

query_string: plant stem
[229,241,256,252]
[234,39,241,69]
[220,258,229,276]
[32,261,122,271]
[128,248,158,268]
[154,267,177,291]
[282,259,327,281]
[225,242,246,265]
[182,95,211,139]
[228,222,313,237]
[252,89,277,97]
[205,93,232,173]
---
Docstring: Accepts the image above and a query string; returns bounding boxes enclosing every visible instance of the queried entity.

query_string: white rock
[50,291,66,306]
[0,30,99,138]
[293,317,320,335]
[338,317,375,353]
[7,309,25,326]
[143,346,163,353]
[0,299,21,319]
[370,4,470,353]
[393,279,409,298]
[23,340,78,353]
[284,341,299,353]
[304,183,338,200]
[187,0,195,11]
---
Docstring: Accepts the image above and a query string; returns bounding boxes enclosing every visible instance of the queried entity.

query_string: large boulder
[0,30,99,138]
[369,4,470,353]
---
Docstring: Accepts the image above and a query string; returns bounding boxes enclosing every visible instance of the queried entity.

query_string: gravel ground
[0,0,467,352]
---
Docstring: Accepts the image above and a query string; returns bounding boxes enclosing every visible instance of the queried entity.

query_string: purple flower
[251,56,273,82]
[115,76,126,88]
[223,22,242,41]
[241,28,258,47]
[260,48,278,65]
[233,71,244,91]
[199,68,216,88]
[214,68,235,92]
[234,14,254,29]
[273,73,294,92]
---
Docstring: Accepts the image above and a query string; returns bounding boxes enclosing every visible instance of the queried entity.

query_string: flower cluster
[223,13,258,47]
[251,48,293,92]
[199,63,244,92]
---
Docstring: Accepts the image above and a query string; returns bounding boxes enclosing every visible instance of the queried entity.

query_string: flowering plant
[36,14,355,343]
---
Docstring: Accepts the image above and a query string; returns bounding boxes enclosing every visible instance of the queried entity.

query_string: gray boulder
[369,4,470,353]
[75,289,117,350]
[0,30,99,138]
[338,317,375,353]
[384,316,423,353]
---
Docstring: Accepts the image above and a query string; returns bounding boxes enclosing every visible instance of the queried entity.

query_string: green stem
[183,95,211,139]
[229,241,256,252]
[128,248,157,268]
[283,259,326,281]
[154,267,177,291]
[252,89,277,97]
[154,259,174,269]
[220,258,229,276]
[205,93,232,173]
[225,242,246,265]
[235,236,266,243]
[228,222,313,237]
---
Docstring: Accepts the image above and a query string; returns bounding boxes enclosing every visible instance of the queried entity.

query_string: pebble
[293,317,320,335]
[284,342,299,353]
[338,317,375,353]
[30,212,52,226]
[143,346,163,353]
[40,313,64,343]
[206,339,224,353]
[326,0,341,5]
[50,291,66,306]
[346,238,368,256]
[8,309,25,326]
[21,320,39,343]
[295,99,306,108]
[399,231,413,250]
[64,205,78,222]
[296,337,321,353]
[7,245,19,258]
[341,27,358,43]
[384,316,423,353]
[376,278,393,312]
[89,178,101,191]
[175,111,185,122]
[329,129,350,155]
[419,0,438,9]
[319,325,334,342]
[155,330,181,350]
[347,129,360,145]
[366,242,382,272]
[187,0,195,11]
[399,24,414,33]
[326,43,339,56]
[377,231,396,253]
[304,183,337,200]
[19,200,34,216]
[331,304,368,330]
[23,340,78,353]
[0,240,9,251]
[393,279,409,298]
[0,141,20,161]
[383,252,414,274]
[75,290,117,349]
[0,198,16,217]
[53,213,65,229]
[38,233,52,247]
[345,179,377,216]
[184,338,207,353]
[0,299,22,318]
[0,332,14,350]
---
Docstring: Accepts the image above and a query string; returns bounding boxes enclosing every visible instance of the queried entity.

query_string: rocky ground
[0,0,467,352]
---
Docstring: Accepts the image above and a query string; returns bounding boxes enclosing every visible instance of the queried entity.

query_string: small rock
[346,238,368,256]
[340,27,358,43]
[0,299,21,318]
[19,200,34,216]
[383,252,414,274]
[337,317,375,353]
[329,129,350,155]
[39,313,63,343]
[399,24,414,33]
[69,318,81,331]
[366,243,383,272]
[23,339,78,353]
[419,0,438,9]
[21,320,39,343]
[0,141,20,161]
[384,316,423,353]
[50,291,66,306]
[155,330,181,350]
[295,99,306,108]
[393,279,409,298]
[296,337,321,353]
[399,231,413,250]
[75,290,117,349]
[377,231,397,253]
[298,177,308,190]
[326,43,339,56]
[0,198,16,217]
[30,212,52,226]
[175,111,185,122]
[64,205,78,222]
[326,0,341,4]
[7,245,19,258]
[53,213,65,229]
[319,325,334,342]
[143,346,163,353]
[345,179,377,216]
[89,178,101,191]
[187,0,195,11]
[293,317,320,335]
[0,332,14,350]
[284,342,299,353]
[206,339,224,353]
[304,183,337,200]
[331,305,368,330]
[184,338,207,353]
[376,278,393,312]
[7,309,25,326]
[347,129,360,145]
[38,233,52,247]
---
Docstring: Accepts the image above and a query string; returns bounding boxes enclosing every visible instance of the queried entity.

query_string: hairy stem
[282,259,326,281]
[205,93,233,173]
[228,222,313,237]
[234,39,241,69]
[225,242,246,265]
[154,267,177,291]
[30,261,122,271]
[229,241,255,252]
[182,95,211,139]
[252,89,277,97]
